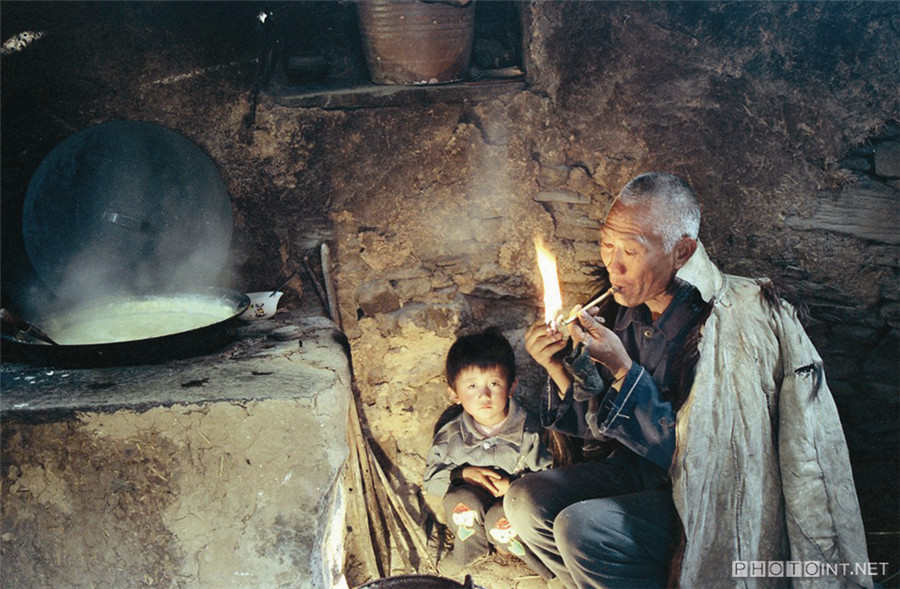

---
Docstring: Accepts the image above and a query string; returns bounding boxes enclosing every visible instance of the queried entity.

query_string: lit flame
[534,236,562,327]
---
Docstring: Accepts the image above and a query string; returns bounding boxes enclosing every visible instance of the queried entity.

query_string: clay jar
[357,0,475,85]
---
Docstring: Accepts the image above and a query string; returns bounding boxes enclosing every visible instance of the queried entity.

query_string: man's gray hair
[616,172,701,252]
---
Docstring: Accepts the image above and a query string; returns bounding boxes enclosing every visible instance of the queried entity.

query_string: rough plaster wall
[326,94,583,512]
[327,1,900,566]
[1,400,348,588]
[536,2,897,286]
[333,3,898,528]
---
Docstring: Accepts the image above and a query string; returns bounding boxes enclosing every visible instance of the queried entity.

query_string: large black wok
[1,288,250,368]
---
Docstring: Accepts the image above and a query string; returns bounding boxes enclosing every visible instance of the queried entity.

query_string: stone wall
[325,2,900,567]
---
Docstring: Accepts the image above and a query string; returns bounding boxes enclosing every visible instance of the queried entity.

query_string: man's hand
[570,306,633,382]
[461,466,510,497]
[525,319,572,394]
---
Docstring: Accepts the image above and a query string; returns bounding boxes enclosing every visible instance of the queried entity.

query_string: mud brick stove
[1,315,352,589]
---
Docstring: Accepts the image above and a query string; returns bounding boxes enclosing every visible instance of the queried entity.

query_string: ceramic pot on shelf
[356,0,475,85]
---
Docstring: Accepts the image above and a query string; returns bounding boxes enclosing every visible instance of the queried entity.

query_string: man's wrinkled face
[600,201,678,309]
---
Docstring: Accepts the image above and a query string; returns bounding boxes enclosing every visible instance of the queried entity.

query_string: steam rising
[18,121,237,322]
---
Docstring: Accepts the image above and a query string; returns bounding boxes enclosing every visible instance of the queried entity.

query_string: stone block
[874,141,900,178]
[881,302,900,328]
[358,280,402,315]
[536,163,571,188]
[566,165,600,198]
[359,231,412,272]
[547,203,602,243]
[842,157,873,173]
[785,178,899,244]
[375,300,468,338]
[533,190,589,203]
[863,328,900,400]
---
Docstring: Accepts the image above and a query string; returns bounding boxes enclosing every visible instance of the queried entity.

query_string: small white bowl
[244,291,284,320]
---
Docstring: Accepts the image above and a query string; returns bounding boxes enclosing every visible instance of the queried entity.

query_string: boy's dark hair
[445,327,516,388]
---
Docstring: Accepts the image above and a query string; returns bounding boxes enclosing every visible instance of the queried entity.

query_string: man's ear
[673,237,697,271]
[447,386,460,404]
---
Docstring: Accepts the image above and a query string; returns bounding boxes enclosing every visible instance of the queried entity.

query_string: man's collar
[614,279,697,341]
[675,240,723,302]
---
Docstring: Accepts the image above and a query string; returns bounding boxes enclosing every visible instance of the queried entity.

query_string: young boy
[423,328,553,579]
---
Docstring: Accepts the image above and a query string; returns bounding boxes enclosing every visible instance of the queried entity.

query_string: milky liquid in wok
[45,296,238,345]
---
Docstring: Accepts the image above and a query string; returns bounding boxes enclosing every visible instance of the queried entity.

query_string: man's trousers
[504,454,678,588]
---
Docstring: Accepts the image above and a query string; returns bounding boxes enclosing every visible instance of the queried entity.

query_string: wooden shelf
[268,74,526,110]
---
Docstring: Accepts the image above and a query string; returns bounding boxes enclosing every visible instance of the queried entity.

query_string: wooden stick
[367,430,437,574]
[563,286,618,325]
[321,243,342,330]
[347,397,389,579]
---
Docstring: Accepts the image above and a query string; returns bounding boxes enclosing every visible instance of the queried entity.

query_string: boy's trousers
[442,483,553,579]
[504,455,678,589]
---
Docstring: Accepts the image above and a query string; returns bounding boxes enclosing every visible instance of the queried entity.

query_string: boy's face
[448,365,515,427]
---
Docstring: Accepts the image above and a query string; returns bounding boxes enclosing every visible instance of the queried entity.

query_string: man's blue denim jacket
[541,280,706,471]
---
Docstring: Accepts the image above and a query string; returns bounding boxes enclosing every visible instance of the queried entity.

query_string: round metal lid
[23,121,233,299]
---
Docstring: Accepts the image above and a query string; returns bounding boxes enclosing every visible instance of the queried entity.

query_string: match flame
[534,236,562,326]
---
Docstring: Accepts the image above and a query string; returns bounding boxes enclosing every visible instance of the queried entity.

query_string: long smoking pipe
[562,286,619,325]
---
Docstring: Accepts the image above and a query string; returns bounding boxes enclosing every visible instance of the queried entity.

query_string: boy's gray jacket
[423,397,552,498]
[673,243,871,589]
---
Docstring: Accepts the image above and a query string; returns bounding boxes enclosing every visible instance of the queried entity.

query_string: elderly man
[506,173,870,589]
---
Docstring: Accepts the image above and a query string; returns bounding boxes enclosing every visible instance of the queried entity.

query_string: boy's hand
[491,476,511,497]
[524,319,572,394]
[461,466,510,497]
